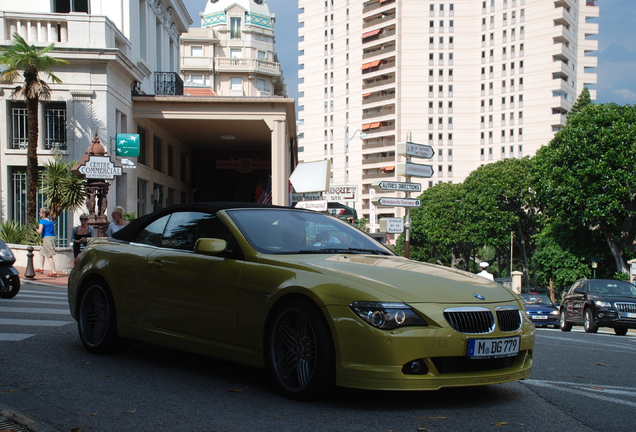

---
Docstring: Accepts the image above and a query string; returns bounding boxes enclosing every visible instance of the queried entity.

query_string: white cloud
[614,89,636,103]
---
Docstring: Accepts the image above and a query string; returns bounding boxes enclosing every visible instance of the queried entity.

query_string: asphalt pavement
[1,267,67,432]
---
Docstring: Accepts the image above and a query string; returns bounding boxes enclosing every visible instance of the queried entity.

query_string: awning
[362,29,381,39]
[362,93,372,98]
[362,122,382,130]
[381,166,395,172]
[361,60,382,70]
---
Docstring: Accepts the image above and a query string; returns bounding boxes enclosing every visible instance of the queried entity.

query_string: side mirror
[194,238,227,256]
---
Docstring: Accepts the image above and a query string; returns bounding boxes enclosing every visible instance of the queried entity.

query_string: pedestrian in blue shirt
[35,207,58,277]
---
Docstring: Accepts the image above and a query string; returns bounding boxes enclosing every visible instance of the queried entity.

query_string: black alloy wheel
[0,274,20,299]
[78,281,125,354]
[266,299,335,400]
[583,308,598,333]
[560,309,572,332]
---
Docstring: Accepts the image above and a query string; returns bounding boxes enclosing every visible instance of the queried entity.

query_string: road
[1,282,635,432]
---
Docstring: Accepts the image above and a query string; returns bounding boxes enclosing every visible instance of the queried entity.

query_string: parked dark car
[520,293,559,329]
[560,279,636,335]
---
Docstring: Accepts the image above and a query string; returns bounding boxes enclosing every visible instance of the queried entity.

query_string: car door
[141,211,243,344]
[569,280,587,323]
[563,280,584,323]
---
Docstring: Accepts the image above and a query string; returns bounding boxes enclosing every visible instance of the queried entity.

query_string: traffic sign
[372,197,421,207]
[380,218,404,233]
[371,180,421,193]
[324,185,358,202]
[397,141,435,159]
[397,162,434,178]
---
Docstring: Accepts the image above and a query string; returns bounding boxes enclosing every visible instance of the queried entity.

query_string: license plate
[467,336,520,359]
[532,315,548,320]
[624,312,636,318]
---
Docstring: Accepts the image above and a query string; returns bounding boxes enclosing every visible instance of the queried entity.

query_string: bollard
[25,246,36,279]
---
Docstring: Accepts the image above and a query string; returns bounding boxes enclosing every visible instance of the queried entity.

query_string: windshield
[521,294,554,306]
[588,280,636,296]
[227,208,393,256]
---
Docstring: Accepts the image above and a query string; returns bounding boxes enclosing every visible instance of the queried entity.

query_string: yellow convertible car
[68,203,534,399]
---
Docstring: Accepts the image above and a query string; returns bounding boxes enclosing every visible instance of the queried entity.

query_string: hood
[260,253,518,304]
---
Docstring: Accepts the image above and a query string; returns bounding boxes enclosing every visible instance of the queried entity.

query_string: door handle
[147,259,163,269]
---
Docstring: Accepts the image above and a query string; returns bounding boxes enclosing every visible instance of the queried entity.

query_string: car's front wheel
[614,327,628,336]
[583,308,598,333]
[266,298,335,400]
[560,309,572,332]
[77,280,125,354]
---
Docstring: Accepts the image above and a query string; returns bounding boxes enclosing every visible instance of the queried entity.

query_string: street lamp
[591,260,598,279]
[344,126,367,185]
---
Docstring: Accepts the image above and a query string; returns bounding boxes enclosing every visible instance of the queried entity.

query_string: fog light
[402,359,429,375]
[598,313,604,318]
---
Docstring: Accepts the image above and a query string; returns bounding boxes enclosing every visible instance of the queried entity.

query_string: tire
[583,308,598,333]
[0,274,20,299]
[614,327,628,336]
[560,309,572,332]
[266,299,335,400]
[77,281,125,354]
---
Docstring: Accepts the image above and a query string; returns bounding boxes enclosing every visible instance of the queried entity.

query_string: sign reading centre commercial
[78,156,122,179]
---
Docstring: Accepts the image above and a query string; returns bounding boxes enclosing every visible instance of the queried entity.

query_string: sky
[182,0,636,105]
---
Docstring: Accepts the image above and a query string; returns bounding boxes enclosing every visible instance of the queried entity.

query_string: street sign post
[397,141,435,159]
[397,162,434,178]
[372,197,421,207]
[371,180,421,193]
[380,217,404,233]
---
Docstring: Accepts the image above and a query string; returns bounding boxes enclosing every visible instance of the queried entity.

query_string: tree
[0,32,69,226]
[41,157,86,220]
[462,158,539,283]
[567,87,592,121]
[533,103,636,274]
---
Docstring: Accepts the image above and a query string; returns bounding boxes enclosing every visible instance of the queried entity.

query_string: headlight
[0,247,14,261]
[349,301,428,330]
[550,310,559,316]
[595,300,612,308]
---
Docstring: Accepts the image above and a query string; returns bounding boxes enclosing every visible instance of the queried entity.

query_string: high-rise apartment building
[297,0,599,231]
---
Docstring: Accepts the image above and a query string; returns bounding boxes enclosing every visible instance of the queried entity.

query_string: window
[168,145,174,177]
[153,136,162,172]
[53,0,88,13]
[230,48,242,58]
[134,126,147,166]
[137,179,147,217]
[230,77,243,90]
[258,78,267,92]
[180,151,187,182]
[258,50,267,60]
[190,46,203,57]
[230,17,241,39]
[11,102,27,149]
[44,102,67,150]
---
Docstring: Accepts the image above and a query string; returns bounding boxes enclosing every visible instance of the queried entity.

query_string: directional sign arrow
[372,197,421,207]
[371,181,422,192]
[397,142,435,159]
[397,162,434,178]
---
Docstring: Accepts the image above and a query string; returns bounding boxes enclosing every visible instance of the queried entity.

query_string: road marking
[0,334,35,341]
[0,319,72,327]
[3,299,68,306]
[524,379,636,408]
[0,307,70,315]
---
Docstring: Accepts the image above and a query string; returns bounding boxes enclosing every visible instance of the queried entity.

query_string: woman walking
[35,206,58,277]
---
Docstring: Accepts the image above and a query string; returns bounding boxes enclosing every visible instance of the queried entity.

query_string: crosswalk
[0,287,74,341]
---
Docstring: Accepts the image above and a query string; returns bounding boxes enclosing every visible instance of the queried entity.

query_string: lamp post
[591,260,598,279]
[343,126,366,185]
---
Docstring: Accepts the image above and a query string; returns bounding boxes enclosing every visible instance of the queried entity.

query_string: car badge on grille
[474,294,486,301]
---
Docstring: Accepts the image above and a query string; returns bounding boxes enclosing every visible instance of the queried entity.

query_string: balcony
[215,57,282,77]
[155,72,184,96]
[362,75,396,90]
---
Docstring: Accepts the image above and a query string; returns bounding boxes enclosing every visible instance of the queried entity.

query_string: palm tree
[42,156,86,221]
[0,32,69,226]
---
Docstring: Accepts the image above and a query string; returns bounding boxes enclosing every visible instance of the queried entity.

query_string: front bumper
[326,304,535,391]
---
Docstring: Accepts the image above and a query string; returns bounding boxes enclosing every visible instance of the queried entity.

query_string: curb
[0,403,59,432]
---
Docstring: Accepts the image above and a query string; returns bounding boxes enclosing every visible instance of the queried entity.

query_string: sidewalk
[14,265,68,288]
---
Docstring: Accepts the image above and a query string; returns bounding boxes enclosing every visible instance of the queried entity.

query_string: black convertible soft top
[112,201,288,242]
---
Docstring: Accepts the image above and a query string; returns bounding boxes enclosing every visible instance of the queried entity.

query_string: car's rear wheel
[78,281,125,354]
[583,308,598,333]
[614,327,628,336]
[266,299,335,400]
[560,309,572,332]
